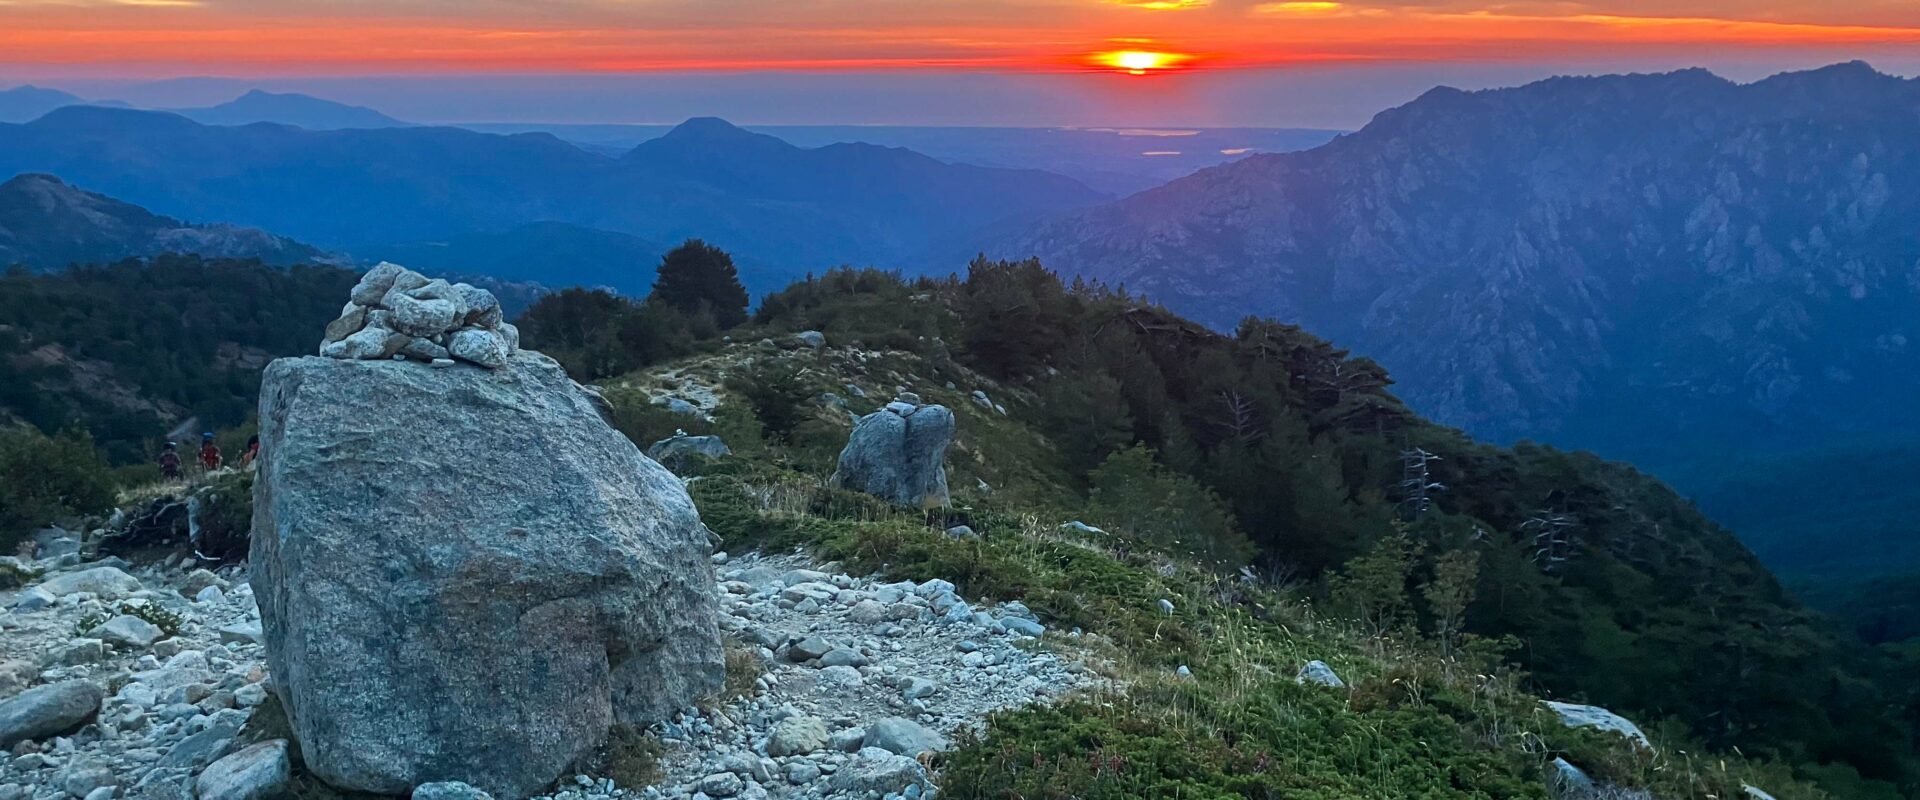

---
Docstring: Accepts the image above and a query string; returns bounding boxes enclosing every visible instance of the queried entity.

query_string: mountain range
[0,173,329,269]
[166,89,408,130]
[0,85,87,123]
[0,108,1106,288]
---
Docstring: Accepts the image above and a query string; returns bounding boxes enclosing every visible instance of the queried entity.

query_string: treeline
[0,255,357,463]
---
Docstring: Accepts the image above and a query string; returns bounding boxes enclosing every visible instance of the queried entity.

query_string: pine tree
[650,239,749,328]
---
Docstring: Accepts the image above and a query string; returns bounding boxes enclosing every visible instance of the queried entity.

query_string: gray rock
[196,740,292,800]
[0,680,101,748]
[999,617,1044,637]
[398,337,451,362]
[195,585,227,604]
[818,648,867,668]
[900,677,938,700]
[944,525,977,539]
[155,720,241,770]
[44,638,106,666]
[35,567,141,598]
[93,615,164,648]
[829,747,930,795]
[497,322,520,351]
[57,761,116,798]
[324,304,369,344]
[0,661,33,697]
[863,716,948,756]
[828,726,867,752]
[448,328,512,369]
[847,600,888,625]
[350,262,407,306]
[1297,660,1345,688]
[646,434,731,471]
[1544,701,1651,748]
[454,284,503,328]
[1549,758,1596,799]
[182,568,227,596]
[414,782,496,800]
[322,325,408,360]
[765,715,829,757]
[830,403,954,508]
[132,768,194,800]
[217,622,264,646]
[697,772,744,798]
[788,637,833,662]
[82,787,114,800]
[792,331,826,349]
[784,762,821,784]
[251,352,723,797]
[9,587,53,612]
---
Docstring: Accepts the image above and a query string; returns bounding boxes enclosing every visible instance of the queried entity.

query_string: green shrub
[75,600,187,638]
[0,426,116,554]
[1086,445,1254,567]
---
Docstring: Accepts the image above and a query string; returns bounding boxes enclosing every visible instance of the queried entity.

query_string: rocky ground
[2,541,1098,800]
[1,539,271,800]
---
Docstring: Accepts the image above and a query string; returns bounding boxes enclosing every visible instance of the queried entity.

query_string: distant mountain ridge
[0,173,330,269]
[994,62,1920,464]
[0,85,85,123]
[168,89,409,130]
[0,109,1107,289]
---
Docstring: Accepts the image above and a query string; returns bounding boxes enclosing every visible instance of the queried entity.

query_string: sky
[3,0,1919,127]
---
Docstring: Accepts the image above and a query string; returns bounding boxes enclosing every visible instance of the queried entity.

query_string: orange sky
[2,0,1919,75]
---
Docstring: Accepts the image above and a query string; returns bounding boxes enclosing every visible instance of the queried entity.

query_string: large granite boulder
[830,398,953,508]
[251,350,723,798]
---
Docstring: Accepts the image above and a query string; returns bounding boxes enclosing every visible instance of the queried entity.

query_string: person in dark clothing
[159,441,182,481]
[199,432,223,472]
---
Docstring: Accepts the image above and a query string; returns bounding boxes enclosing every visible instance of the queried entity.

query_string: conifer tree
[650,239,749,328]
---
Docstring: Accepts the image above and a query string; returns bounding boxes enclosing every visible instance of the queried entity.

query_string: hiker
[199,432,223,472]
[240,434,261,469]
[159,441,182,481]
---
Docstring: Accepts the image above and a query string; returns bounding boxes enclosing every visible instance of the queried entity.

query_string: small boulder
[94,615,164,649]
[646,433,731,472]
[788,636,834,662]
[36,567,141,599]
[765,715,830,757]
[448,328,511,369]
[0,680,102,747]
[1297,660,1345,688]
[196,740,293,800]
[863,716,948,757]
[791,331,826,349]
[830,747,931,795]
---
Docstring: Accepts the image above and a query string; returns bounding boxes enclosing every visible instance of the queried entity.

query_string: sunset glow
[0,1,1916,76]
[1101,50,1182,74]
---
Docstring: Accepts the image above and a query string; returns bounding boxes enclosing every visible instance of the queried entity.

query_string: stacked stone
[319,262,519,369]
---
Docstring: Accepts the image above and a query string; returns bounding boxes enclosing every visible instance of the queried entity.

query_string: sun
[1099,50,1180,75]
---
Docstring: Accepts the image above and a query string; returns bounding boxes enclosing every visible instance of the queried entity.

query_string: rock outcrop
[830,398,954,508]
[251,347,723,797]
[1544,701,1651,749]
[319,262,518,369]
[646,432,731,473]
